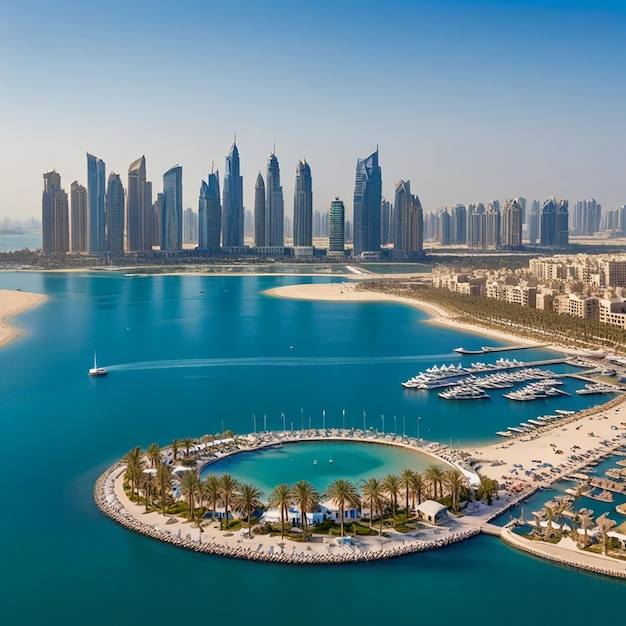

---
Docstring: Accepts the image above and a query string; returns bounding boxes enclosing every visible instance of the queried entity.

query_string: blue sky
[1,0,624,221]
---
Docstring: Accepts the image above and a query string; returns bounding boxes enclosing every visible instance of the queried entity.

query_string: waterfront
[0,272,624,624]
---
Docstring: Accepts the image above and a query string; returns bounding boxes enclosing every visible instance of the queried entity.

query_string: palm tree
[325,479,360,538]
[181,437,195,458]
[408,471,426,509]
[179,470,201,522]
[269,483,292,540]
[156,462,172,514]
[171,439,180,461]
[382,474,401,524]
[146,442,161,469]
[219,474,239,530]
[123,446,145,499]
[399,469,415,517]
[232,483,264,537]
[444,469,465,512]
[202,475,221,524]
[479,474,496,505]
[361,478,386,538]
[579,512,593,547]
[425,465,444,500]
[290,480,320,541]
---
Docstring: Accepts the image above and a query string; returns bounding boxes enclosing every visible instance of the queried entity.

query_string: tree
[408,471,426,508]
[425,465,445,500]
[444,469,465,512]
[399,469,415,517]
[123,446,145,499]
[325,479,361,538]
[202,475,221,524]
[269,483,292,540]
[219,474,239,530]
[156,462,172,514]
[595,513,617,555]
[232,483,264,537]
[179,470,201,522]
[146,442,161,469]
[361,478,386,538]
[290,480,320,541]
[181,437,195,458]
[382,474,401,525]
[171,439,180,461]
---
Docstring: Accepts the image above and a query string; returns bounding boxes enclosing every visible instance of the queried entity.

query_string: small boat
[88,352,107,377]
[328,459,334,463]
[313,460,318,465]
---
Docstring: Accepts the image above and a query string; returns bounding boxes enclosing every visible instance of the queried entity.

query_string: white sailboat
[88,352,107,377]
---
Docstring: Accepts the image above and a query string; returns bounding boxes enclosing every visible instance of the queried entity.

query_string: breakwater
[93,460,480,564]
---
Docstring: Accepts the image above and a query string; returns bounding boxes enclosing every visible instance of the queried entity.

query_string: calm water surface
[0,272,623,624]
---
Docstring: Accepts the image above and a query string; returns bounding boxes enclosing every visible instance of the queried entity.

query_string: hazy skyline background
[1,0,624,222]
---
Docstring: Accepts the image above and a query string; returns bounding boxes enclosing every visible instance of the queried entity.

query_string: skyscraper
[198,171,221,250]
[70,181,87,252]
[529,200,540,244]
[451,204,467,245]
[485,202,501,248]
[87,153,106,254]
[353,147,382,256]
[502,198,523,249]
[293,159,313,247]
[556,199,569,246]
[162,165,183,251]
[254,172,265,247]
[106,173,125,256]
[183,208,197,245]
[127,156,150,252]
[42,171,69,254]
[393,180,424,259]
[329,197,345,253]
[222,142,244,248]
[265,152,284,247]
[540,197,557,246]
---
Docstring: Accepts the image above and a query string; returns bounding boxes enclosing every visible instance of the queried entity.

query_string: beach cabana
[416,500,448,525]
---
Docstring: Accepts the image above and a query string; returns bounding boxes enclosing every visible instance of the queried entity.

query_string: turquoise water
[0,229,41,251]
[0,272,623,624]
[203,441,435,493]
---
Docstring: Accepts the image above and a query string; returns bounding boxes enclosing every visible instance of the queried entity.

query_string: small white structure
[416,500,448,525]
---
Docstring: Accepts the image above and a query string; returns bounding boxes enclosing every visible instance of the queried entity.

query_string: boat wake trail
[106,353,453,372]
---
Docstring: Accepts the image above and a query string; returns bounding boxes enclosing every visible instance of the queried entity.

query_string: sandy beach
[0,289,47,348]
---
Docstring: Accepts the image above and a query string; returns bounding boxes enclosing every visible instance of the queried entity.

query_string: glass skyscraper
[87,153,106,254]
[198,171,221,250]
[162,165,183,251]
[293,159,312,247]
[353,147,382,256]
[106,173,125,256]
[70,181,87,253]
[329,197,345,252]
[42,170,69,254]
[265,152,284,247]
[254,172,265,247]
[222,142,243,248]
[127,156,151,252]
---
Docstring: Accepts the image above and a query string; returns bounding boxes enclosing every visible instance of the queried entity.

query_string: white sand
[0,289,47,348]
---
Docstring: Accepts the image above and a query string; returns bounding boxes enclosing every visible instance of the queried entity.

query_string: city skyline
[1,1,625,221]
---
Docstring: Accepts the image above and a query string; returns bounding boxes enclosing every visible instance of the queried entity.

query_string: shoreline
[94,428,626,574]
[0,289,47,348]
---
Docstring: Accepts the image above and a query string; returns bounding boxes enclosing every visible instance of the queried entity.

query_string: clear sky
[1,0,624,222]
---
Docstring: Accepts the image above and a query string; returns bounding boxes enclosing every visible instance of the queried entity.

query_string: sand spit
[0,289,46,348]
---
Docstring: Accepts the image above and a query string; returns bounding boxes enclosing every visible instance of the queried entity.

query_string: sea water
[0,272,623,625]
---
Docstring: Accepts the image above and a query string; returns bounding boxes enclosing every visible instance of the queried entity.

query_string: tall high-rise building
[502,198,523,249]
[467,203,485,248]
[183,208,198,244]
[529,200,540,244]
[329,197,345,252]
[106,173,125,256]
[485,202,501,248]
[265,152,284,246]
[127,156,150,252]
[198,171,221,250]
[556,199,569,246]
[42,171,69,254]
[393,180,423,258]
[451,204,467,245]
[162,165,183,251]
[70,181,87,252]
[353,147,382,256]
[87,153,106,253]
[254,172,265,247]
[293,159,313,247]
[540,197,557,246]
[151,190,162,250]
[222,142,244,248]
[380,199,392,245]
[438,209,451,245]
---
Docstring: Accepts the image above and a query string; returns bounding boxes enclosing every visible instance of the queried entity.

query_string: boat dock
[589,476,626,495]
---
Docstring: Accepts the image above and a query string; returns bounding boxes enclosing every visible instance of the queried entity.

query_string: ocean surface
[0,229,42,252]
[0,272,623,624]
